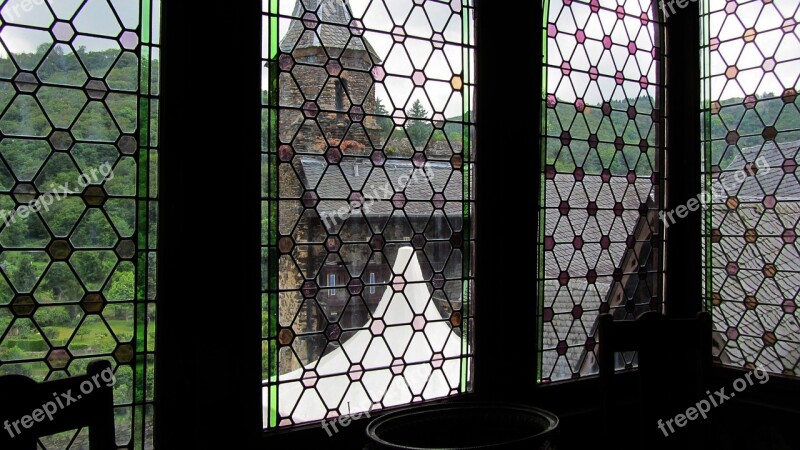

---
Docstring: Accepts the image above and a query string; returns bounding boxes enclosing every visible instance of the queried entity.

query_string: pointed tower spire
[277,0,383,156]
[279,0,379,62]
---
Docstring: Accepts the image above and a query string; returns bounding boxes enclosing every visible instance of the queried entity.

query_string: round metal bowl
[365,402,559,449]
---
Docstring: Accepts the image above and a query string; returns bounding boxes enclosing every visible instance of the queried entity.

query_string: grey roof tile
[710,140,799,375]
[297,156,464,231]
[542,174,655,380]
[716,140,800,202]
[280,0,380,61]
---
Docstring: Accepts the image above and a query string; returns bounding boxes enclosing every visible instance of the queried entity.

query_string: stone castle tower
[279,0,382,155]
[276,0,385,373]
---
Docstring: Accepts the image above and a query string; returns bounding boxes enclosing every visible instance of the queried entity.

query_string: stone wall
[280,47,380,157]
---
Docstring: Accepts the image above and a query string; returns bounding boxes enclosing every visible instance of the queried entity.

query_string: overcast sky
[263,0,475,119]
[0,0,794,111]
[545,0,799,104]
[0,0,159,54]
[705,0,799,102]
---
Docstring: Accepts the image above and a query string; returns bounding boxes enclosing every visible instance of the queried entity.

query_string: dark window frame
[155,1,796,449]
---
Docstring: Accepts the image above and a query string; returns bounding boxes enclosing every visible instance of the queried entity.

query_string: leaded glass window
[261,0,475,428]
[539,0,664,382]
[0,0,159,447]
[702,0,800,377]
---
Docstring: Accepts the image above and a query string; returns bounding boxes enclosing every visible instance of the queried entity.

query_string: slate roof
[543,175,655,279]
[280,0,381,62]
[296,156,463,228]
[715,140,800,202]
[544,140,800,380]
[285,160,659,382]
[541,174,656,381]
[709,140,800,376]
[293,141,800,379]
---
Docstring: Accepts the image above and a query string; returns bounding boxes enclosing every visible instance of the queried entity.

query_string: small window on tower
[335,78,347,112]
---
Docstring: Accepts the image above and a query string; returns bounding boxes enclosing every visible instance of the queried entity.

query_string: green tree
[375,98,394,140]
[107,270,135,301]
[406,99,432,149]
[34,307,71,327]
[0,348,33,376]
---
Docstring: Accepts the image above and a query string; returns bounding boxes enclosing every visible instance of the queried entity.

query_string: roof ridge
[279,0,380,61]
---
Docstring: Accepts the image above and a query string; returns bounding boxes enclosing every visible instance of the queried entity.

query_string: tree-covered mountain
[0,44,157,386]
[707,93,799,168]
[544,93,798,174]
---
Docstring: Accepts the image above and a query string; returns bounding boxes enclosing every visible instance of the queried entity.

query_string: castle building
[274,0,461,373]
[278,0,382,155]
